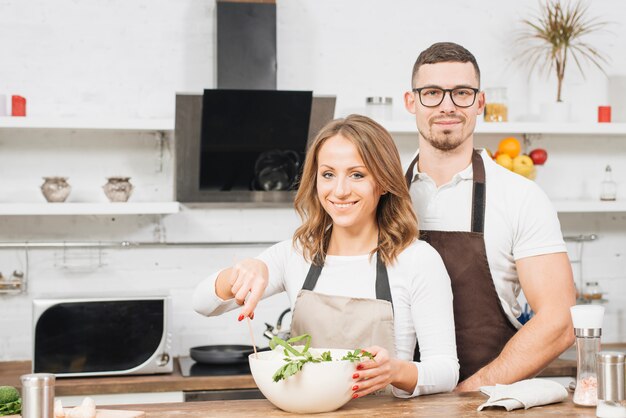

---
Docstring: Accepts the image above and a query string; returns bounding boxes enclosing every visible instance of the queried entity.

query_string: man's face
[404,62,485,152]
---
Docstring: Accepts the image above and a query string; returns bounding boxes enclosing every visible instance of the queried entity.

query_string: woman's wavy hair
[293,114,419,266]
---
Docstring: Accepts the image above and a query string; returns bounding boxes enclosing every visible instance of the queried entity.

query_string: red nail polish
[238,314,244,321]
[356,364,364,370]
[352,394,358,399]
[352,373,359,379]
[352,385,359,391]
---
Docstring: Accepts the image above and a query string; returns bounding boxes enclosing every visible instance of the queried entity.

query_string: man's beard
[419,115,468,151]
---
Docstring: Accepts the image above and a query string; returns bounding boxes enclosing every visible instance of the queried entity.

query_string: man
[403,42,575,392]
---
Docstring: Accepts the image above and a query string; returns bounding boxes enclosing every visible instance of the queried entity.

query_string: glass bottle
[600,165,617,201]
[570,305,605,407]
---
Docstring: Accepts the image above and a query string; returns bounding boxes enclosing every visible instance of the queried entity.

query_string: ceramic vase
[103,177,133,202]
[41,177,71,203]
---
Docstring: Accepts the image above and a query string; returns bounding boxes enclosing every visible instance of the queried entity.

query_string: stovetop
[178,356,251,377]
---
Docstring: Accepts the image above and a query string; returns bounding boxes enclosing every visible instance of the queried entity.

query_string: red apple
[529,148,548,165]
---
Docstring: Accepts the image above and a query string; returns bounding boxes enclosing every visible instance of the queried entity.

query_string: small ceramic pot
[41,177,71,203]
[103,177,133,202]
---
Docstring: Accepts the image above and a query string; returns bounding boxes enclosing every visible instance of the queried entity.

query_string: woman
[193,114,458,398]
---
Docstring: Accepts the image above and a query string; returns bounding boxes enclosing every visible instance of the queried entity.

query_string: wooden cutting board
[5,410,145,418]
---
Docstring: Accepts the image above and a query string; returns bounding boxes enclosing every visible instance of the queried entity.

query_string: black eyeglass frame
[411,87,480,108]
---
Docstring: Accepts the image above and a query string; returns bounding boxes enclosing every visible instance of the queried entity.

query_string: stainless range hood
[217,0,277,90]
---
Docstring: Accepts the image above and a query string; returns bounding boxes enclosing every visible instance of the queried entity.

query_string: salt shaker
[570,305,605,406]
[596,351,626,418]
[20,373,55,418]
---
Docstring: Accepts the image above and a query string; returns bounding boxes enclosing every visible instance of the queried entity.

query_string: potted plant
[518,0,609,103]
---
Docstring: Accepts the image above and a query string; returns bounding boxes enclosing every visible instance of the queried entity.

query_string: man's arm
[456,252,576,392]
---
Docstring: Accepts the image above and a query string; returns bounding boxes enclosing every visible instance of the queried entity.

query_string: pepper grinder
[596,351,626,418]
[570,305,605,406]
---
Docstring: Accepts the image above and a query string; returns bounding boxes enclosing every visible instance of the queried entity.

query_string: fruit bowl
[249,348,356,413]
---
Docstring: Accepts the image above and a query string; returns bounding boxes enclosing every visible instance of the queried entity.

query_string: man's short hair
[411,42,481,88]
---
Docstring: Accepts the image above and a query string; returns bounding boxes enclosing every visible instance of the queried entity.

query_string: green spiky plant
[518,0,609,102]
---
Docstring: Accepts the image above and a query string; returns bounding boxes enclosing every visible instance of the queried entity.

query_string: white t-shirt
[408,149,567,326]
[192,239,459,397]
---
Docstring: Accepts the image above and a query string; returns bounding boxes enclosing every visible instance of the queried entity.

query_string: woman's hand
[215,258,268,319]
[351,346,417,398]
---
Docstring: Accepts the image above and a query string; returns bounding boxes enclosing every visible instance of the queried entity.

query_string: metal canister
[20,373,55,418]
[597,351,625,402]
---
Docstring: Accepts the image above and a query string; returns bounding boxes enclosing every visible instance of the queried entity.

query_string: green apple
[512,155,535,178]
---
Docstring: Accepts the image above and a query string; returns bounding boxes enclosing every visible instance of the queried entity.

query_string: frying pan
[190,345,267,365]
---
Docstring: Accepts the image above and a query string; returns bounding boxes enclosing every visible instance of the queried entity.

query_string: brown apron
[405,149,517,381]
[290,254,396,357]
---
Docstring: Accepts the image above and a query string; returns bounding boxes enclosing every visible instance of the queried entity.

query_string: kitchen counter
[0,358,256,396]
[1,344,624,396]
[105,392,597,417]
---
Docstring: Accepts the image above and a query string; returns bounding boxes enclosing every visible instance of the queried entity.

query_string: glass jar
[365,97,393,121]
[583,281,603,302]
[483,87,508,122]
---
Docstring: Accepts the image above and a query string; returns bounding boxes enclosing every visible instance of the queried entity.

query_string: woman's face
[316,134,382,233]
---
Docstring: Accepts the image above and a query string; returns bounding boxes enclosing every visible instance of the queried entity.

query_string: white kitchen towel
[477,378,568,411]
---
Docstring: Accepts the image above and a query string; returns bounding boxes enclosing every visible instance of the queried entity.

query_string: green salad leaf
[269,334,375,382]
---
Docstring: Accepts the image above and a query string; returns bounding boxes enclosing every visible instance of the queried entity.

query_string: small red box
[598,105,611,123]
[11,95,26,117]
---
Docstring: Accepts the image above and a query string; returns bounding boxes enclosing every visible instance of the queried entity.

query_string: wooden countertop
[106,392,598,417]
[1,344,623,396]
[0,358,256,396]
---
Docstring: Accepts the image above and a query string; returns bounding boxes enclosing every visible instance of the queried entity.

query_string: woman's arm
[192,240,290,317]
[406,244,459,396]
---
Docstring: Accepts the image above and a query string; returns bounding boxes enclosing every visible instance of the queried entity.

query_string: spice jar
[20,373,55,418]
[484,87,508,122]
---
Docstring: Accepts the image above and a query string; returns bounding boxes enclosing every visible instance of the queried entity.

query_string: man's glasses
[411,87,480,108]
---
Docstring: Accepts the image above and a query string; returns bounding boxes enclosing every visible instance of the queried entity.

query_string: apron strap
[470,150,486,233]
[405,149,487,233]
[302,254,393,305]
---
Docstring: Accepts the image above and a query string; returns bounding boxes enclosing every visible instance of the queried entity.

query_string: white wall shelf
[0,202,180,216]
[382,119,626,136]
[552,200,626,213]
[0,117,174,131]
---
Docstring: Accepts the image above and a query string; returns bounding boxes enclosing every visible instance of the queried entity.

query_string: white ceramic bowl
[249,348,356,414]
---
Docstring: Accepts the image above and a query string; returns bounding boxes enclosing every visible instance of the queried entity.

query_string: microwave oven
[32,297,173,377]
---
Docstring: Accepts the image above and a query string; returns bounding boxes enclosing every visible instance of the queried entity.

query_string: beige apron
[290,254,396,358]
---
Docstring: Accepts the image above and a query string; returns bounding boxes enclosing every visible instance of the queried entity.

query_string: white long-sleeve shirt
[193,239,459,396]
